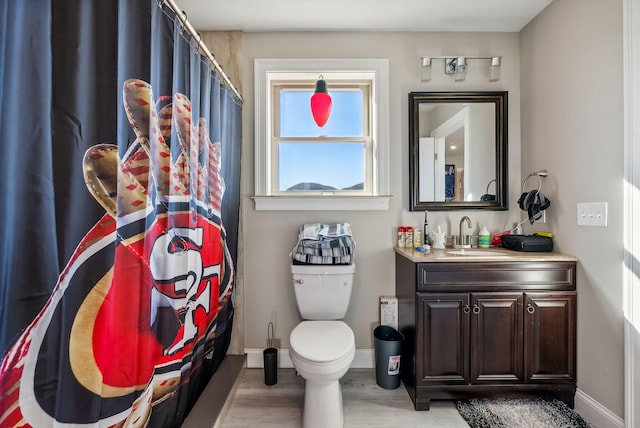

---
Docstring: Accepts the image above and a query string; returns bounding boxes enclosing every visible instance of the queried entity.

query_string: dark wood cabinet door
[470,292,524,383]
[417,293,469,384]
[524,292,577,382]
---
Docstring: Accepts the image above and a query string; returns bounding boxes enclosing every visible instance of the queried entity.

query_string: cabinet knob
[527,304,536,314]
[472,304,480,315]
[463,304,471,314]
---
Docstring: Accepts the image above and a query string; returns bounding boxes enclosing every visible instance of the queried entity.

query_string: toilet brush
[263,322,277,385]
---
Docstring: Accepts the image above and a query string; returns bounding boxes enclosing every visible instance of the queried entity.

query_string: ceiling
[174,0,555,33]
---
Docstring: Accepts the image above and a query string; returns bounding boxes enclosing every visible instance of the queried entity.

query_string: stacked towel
[291,223,356,265]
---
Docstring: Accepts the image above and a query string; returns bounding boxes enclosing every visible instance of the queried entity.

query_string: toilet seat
[290,321,354,362]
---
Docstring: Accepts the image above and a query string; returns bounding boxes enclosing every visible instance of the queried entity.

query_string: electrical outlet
[577,202,608,227]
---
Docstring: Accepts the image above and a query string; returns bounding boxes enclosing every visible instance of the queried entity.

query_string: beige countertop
[394,246,578,263]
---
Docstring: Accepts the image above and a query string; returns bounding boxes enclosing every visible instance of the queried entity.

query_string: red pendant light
[310,76,332,127]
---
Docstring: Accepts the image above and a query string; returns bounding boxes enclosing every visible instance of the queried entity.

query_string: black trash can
[373,325,404,389]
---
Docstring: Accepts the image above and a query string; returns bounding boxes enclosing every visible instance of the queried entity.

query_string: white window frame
[253,59,391,211]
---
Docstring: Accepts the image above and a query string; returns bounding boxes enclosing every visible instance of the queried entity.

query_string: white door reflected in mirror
[417,103,494,203]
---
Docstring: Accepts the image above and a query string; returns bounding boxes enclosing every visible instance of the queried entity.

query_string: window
[253,59,390,210]
[275,82,369,194]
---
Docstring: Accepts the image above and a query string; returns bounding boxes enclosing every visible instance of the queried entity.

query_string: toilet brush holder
[264,322,277,385]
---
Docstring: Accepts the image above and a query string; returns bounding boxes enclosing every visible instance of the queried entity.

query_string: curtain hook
[194,31,205,55]
[179,11,187,34]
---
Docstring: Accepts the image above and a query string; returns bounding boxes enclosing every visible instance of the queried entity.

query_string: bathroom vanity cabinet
[394,248,577,411]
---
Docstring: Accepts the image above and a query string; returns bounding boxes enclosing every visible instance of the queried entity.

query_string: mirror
[409,91,508,211]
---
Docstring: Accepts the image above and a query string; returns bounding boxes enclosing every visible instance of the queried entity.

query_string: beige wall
[202,0,625,420]
[520,0,624,418]
[235,32,522,351]
[200,31,243,94]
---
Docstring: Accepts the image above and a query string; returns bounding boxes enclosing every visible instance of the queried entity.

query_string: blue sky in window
[280,90,363,137]
[279,143,365,190]
[279,90,365,190]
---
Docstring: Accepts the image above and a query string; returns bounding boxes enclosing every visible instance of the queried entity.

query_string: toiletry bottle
[479,225,490,248]
[397,227,405,248]
[423,211,430,246]
[405,227,414,248]
[414,227,422,248]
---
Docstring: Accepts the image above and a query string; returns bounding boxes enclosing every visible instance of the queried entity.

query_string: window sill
[251,195,392,211]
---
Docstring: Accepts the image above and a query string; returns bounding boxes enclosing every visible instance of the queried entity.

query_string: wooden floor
[219,368,470,427]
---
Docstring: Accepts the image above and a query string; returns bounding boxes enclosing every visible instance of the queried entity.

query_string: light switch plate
[577,202,608,227]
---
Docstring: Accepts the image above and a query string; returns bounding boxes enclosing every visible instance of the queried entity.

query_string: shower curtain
[0,0,241,426]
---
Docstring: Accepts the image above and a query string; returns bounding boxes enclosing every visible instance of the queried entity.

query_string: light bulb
[454,57,467,82]
[489,56,501,82]
[310,78,332,127]
[420,57,432,82]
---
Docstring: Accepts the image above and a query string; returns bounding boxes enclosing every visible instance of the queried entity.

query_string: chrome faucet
[458,216,472,246]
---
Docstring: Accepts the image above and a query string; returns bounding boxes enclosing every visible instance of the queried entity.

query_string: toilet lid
[290,321,354,362]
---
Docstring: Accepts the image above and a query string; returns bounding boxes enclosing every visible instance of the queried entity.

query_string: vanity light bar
[420,56,502,82]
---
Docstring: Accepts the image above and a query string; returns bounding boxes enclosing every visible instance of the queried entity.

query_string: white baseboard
[575,388,624,428]
[245,348,375,369]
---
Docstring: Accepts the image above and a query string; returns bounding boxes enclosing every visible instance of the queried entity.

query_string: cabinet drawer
[417,262,576,292]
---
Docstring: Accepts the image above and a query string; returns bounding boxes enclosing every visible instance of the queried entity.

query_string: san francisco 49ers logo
[148,222,221,356]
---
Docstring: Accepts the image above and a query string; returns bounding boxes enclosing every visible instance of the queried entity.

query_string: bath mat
[456,397,591,428]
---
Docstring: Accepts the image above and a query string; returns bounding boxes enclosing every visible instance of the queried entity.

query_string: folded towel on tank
[291,223,356,265]
[297,235,355,252]
[299,223,353,241]
[291,253,354,265]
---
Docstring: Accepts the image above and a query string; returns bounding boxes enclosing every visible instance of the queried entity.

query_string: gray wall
[520,0,624,418]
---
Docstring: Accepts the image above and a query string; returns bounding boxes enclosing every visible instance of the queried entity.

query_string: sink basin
[445,249,511,257]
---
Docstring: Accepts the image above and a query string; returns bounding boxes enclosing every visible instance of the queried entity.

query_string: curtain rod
[163,0,243,102]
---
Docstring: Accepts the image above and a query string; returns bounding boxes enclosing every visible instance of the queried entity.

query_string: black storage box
[501,234,553,252]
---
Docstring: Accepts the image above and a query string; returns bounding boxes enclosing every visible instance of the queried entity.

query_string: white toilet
[289,263,356,428]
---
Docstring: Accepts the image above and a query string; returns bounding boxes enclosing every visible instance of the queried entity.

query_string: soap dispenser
[479,225,490,248]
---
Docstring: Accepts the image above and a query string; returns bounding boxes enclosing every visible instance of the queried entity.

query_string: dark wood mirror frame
[409,91,508,211]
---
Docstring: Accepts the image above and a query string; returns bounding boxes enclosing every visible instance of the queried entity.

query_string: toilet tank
[291,263,355,320]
